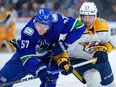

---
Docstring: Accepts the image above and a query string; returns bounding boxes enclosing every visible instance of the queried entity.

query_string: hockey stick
[0,58,97,87]
[52,58,97,74]
[45,52,53,87]
[0,14,11,24]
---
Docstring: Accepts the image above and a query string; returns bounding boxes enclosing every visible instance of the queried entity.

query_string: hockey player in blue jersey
[0,8,86,87]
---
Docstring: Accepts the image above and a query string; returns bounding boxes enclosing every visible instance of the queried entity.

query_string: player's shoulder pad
[23,27,34,36]
[94,17,109,31]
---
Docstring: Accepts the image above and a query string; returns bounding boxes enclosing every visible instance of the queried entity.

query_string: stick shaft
[73,58,97,68]
[52,58,97,74]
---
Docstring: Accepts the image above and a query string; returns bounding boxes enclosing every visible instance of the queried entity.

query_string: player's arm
[20,39,54,81]
[103,28,116,53]
[93,19,116,64]
[53,40,73,75]
[4,14,11,23]
[0,13,11,24]
[52,16,86,75]
[94,33,116,64]
[19,27,54,81]
[62,18,86,44]
[4,12,15,29]
[96,34,116,53]
[94,38,116,64]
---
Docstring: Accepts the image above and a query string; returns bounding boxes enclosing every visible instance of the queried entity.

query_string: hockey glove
[61,65,73,75]
[54,51,73,75]
[93,45,108,64]
[37,64,54,82]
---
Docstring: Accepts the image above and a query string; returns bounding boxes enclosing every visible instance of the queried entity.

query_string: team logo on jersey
[79,41,99,54]
[36,39,50,53]
[24,27,34,36]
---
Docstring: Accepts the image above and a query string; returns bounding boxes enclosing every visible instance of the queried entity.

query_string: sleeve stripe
[70,19,84,31]
[70,19,77,31]
[105,42,114,53]
[21,54,38,65]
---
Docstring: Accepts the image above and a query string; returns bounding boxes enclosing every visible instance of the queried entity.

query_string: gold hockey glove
[54,51,73,75]
[95,45,108,53]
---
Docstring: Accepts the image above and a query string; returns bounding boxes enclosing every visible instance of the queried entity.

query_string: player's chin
[38,32,46,36]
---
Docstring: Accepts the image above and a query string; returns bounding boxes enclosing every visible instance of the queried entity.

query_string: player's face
[34,22,50,35]
[80,15,95,28]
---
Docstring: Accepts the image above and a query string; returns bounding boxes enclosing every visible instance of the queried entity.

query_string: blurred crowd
[0,0,116,52]
[0,0,116,20]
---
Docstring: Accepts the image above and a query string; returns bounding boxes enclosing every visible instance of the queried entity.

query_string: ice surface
[0,51,116,87]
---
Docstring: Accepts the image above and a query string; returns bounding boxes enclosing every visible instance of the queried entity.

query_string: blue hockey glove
[37,65,54,82]
[93,45,108,64]
[23,58,55,83]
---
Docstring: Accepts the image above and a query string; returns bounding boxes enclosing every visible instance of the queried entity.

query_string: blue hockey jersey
[11,13,85,67]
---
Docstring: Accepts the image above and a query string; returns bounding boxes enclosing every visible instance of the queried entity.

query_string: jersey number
[21,40,29,49]
[62,15,69,24]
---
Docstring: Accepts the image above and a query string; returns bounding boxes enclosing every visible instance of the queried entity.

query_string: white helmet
[79,2,98,16]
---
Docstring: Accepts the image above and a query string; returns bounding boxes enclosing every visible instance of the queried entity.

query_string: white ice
[0,51,116,87]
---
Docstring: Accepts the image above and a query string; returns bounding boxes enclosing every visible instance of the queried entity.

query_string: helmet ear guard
[35,8,53,26]
[79,2,98,16]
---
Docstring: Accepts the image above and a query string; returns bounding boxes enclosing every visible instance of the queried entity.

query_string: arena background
[0,0,116,87]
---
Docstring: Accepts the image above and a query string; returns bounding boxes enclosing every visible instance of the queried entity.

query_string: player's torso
[68,18,109,60]
[19,14,75,57]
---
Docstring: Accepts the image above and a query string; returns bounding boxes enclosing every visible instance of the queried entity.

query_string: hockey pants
[71,59,114,86]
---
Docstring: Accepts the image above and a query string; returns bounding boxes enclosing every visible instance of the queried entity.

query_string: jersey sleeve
[19,29,44,75]
[54,14,86,44]
[64,18,86,44]
[96,18,116,53]
[19,26,39,65]
[101,30,116,53]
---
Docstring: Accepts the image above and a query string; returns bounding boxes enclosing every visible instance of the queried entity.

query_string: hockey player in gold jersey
[0,7,16,52]
[66,2,116,87]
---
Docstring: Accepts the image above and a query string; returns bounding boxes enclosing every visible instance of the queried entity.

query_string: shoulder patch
[52,13,58,22]
[24,27,34,36]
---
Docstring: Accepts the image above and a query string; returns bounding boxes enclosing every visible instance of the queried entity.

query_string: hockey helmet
[79,2,98,16]
[35,8,53,26]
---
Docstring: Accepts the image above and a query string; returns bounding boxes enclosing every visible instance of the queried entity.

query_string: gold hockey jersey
[68,17,116,60]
